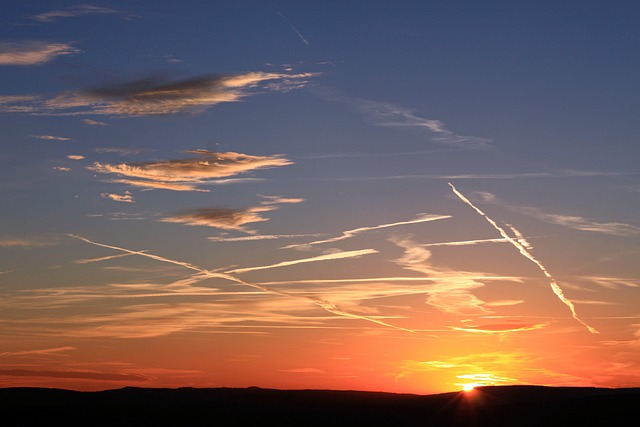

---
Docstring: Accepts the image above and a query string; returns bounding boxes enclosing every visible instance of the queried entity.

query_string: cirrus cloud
[0,41,80,66]
[162,206,275,233]
[88,149,292,192]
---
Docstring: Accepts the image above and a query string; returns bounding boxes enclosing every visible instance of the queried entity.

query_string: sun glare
[462,383,479,392]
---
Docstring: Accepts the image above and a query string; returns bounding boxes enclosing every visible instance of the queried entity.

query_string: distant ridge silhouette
[1,385,638,426]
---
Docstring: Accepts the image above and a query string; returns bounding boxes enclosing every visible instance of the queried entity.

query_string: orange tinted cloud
[89,150,292,192]
[0,41,80,65]
[162,206,275,232]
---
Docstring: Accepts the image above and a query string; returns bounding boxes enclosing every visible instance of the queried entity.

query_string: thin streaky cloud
[0,72,317,116]
[259,194,305,205]
[67,155,85,160]
[30,4,122,22]
[0,346,75,357]
[95,147,149,156]
[110,179,209,192]
[31,134,72,141]
[226,249,378,274]
[209,233,323,242]
[75,252,147,264]
[0,41,80,66]
[321,170,637,182]
[47,72,317,116]
[89,150,291,192]
[478,192,640,236]
[69,235,414,333]
[283,213,451,248]
[390,235,490,315]
[449,182,598,334]
[422,237,509,247]
[276,11,311,45]
[101,192,134,203]
[452,323,546,334]
[82,118,107,126]
[162,206,275,233]
[315,88,492,149]
[0,369,149,382]
[506,224,534,251]
[0,236,60,248]
[259,275,522,285]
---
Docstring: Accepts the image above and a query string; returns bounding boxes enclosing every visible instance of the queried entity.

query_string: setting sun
[462,384,479,392]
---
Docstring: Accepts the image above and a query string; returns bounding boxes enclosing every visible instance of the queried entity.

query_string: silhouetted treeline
[1,385,638,426]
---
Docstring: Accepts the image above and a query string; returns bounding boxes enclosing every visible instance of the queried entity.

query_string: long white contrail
[226,249,377,274]
[68,234,414,333]
[448,183,598,334]
[422,237,508,247]
[283,214,451,248]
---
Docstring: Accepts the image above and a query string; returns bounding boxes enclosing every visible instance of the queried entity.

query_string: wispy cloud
[452,322,546,334]
[95,147,149,156]
[478,192,640,236]
[162,206,275,233]
[75,252,146,265]
[101,191,134,203]
[315,88,492,149]
[0,41,80,66]
[88,149,292,192]
[68,235,414,333]
[422,237,509,247]
[226,249,378,274]
[31,134,72,141]
[209,233,323,242]
[29,4,123,22]
[284,213,451,249]
[0,368,149,382]
[259,194,305,205]
[82,118,107,126]
[390,235,489,315]
[67,155,85,160]
[41,72,317,116]
[53,166,71,172]
[449,182,598,334]
[322,170,636,182]
[0,346,75,357]
[0,236,61,248]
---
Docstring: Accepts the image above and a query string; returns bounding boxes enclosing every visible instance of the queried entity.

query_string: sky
[0,1,639,394]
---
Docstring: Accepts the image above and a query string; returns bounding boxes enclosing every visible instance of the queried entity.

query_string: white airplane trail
[447,183,598,334]
[283,214,451,248]
[68,234,414,333]
[226,249,377,274]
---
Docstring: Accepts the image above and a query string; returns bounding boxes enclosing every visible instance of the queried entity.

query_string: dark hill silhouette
[1,385,638,426]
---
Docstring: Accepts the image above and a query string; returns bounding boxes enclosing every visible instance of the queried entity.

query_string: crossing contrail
[448,183,598,334]
[68,234,414,333]
[283,214,451,248]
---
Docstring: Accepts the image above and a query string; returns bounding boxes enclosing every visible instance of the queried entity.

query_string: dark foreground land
[1,385,639,426]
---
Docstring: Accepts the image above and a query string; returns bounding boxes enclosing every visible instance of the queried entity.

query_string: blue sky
[1,1,639,393]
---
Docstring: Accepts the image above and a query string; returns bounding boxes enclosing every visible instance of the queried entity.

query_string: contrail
[276,11,310,45]
[226,249,377,274]
[68,234,414,333]
[75,251,147,264]
[447,183,598,334]
[506,224,533,251]
[283,214,451,248]
[422,237,508,247]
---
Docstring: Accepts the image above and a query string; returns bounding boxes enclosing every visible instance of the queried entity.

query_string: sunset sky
[1,1,639,394]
